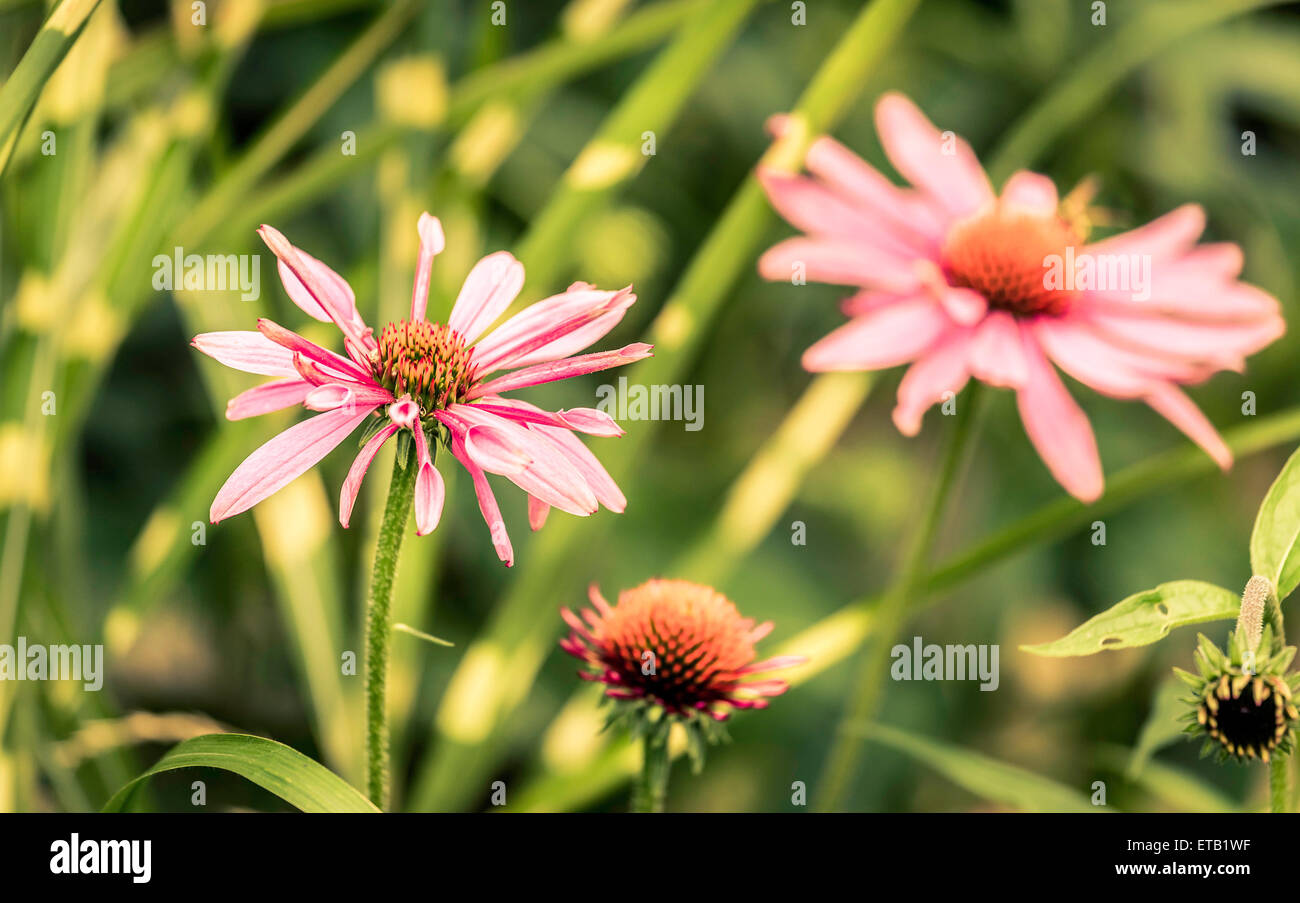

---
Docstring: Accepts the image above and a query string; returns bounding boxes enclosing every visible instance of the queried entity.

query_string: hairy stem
[365,441,417,809]
[631,728,672,813]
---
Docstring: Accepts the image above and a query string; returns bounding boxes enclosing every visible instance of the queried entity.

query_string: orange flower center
[371,320,477,412]
[940,207,1079,317]
[597,579,758,713]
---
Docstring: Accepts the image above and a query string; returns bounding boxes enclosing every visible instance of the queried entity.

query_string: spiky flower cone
[1174,627,1300,763]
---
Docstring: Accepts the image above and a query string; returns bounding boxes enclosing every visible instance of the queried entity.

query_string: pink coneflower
[193,213,651,565]
[757,93,1284,502]
[560,579,805,721]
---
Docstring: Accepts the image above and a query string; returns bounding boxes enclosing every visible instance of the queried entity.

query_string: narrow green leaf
[1250,444,1300,600]
[0,0,104,176]
[102,734,379,813]
[1020,580,1240,657]
[857,723,1102,813]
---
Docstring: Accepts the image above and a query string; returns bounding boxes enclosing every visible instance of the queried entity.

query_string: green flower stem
[631,729,671,813]
[818,385,982,811]
[1271,754,1288,813]
[365,440,418,810]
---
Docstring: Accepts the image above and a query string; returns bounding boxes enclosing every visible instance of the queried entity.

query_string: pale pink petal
[449,434,514,566]
[1015,327,1103,503]
[303,382,394,413]
[1144,383,1232,470]
[339,423,399,528]
[758,236,921,292]
[211,405,376,523]
[472,287,635,372]
[193,331,298,377]
[840,290,914,317]
[257,318,374,383]
[528,495,550,531]
[467,400,624,437]
[462,424,532,475]
[874,92,994,219]
[892,329,973,436]
[736,655,808,675]
[409,213,446,323]
[933,284,987,326]
[259,224,373,353]
[1085,204,1205,261]
[999,171,1058,216]
[470,343,653,399]
[1086,309,1284,367]
[1032,317,1156,399]
[967,311,1029,388]
[802,298,950,372]
[226,379,313,421]
[447,251,525,344]
[387,397,420,428]
[757,168,929,258]
[412,424,446,535]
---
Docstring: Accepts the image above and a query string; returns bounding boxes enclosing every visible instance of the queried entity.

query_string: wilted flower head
[758,93,1284,502]
[560,579,805,729]
[1175,628,1299,763]
[192,213,652,565]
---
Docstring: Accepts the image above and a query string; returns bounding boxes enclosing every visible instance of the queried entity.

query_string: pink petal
[259,224,373,353]
[757,168,929,258]
[967,311,1028,388]
[1085,204,1205,261]
[1145,383,1232,470]
[447,251,526,344]
[758,236,921,292]
[892,329,973,436]
[226,378,313,421]
[469,343,653,399]
[874,92,994,220]
[303,382,394,413]
[467,400,625,437]
[528,495,550,531]
[802,297,950,372]
[1015,327,1103,503]
[257,318,374,383]
[999,171,1058,216]
[463,424,532,475]
[193,331,297,377]
[412,425,446,535]
[409,213,446,323]
[449,434,514,566]
[211,405,376,523]
[1031,317,1156,399]
[339,423,399,528]
[472,287,635,373]
[1087,309,1284,367]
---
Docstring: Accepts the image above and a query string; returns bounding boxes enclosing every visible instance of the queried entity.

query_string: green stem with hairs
[818,385,982,811]
[365,438,418,809]
[631,728,671,813]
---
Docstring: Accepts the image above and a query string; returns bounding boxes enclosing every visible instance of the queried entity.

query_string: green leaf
[1020,580,1240,657]
[102,734,379,813]
[858,723,1102,813]
[1250,444,1300,600]
[1127,678,1190,778]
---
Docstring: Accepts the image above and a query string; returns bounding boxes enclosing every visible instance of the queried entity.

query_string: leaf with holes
[1251,444,1300,600]
[1020,580,1240,657]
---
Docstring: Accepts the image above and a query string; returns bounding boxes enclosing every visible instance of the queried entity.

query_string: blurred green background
[1,0,1299,813]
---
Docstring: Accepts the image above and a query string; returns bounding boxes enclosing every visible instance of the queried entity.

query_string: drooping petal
[257,318,374,383]
[226,379,313,421]
[449,434,514,566]
[528,495,550,531]
[802,297,949,372]
[462,424,532,475]
[412,424,446,536]
[447,251,525,344]
[967,311,1029,388]
[892,329,973,436]
[339,423,399,528]
[874,92,994,220]
[303,381,394,412]
[1014,327,1103,503]
[469,343,653,399]
[1144,382,1232,470]
[211,405,376,523]
[193,331,298,377]
[409,212,446,323]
